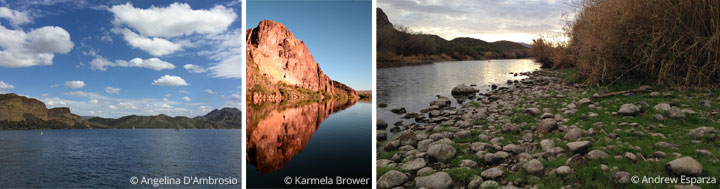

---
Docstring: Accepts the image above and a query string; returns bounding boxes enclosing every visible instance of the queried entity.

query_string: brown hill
[246,20,358,104]
[0,93,89,129]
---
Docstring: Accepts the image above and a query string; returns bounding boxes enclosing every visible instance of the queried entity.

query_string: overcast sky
[0,0,242,118]
[378,0,577,44]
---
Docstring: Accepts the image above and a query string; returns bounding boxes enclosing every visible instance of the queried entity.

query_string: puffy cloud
[108,105,118,110]
[104,86,121,94]
[183,64,206,73]
[0,25,74,67]
[65,80,85,89]
[0,81,14,89]
[89,99,98,104]
[204,89,217,95]
[152,75,188,86]
[108,2,237,37]
[90,56,175,71]
[182,96,191,102]
[42,92,207,118]
[117,28,181,56]
[0,7,30,26]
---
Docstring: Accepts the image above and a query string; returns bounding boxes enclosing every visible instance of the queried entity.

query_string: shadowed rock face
[48,107,90,128]
[246,98,357,173]
[246,20,357,103]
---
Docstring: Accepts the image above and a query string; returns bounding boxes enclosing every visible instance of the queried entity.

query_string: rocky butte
[246,20,358,104]
[0,93,89,129]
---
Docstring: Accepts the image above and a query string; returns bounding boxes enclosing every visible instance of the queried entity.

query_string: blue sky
[247,0,371,90]
[0,0,242,118]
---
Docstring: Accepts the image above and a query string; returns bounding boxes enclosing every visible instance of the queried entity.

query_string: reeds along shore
[531,0,720,88]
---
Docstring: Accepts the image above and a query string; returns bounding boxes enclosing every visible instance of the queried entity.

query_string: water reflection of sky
[377,59,541,140]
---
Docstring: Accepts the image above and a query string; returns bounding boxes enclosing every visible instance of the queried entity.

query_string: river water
[377,59,541,139]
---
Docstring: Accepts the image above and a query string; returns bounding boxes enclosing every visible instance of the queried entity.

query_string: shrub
[569,0,720,88]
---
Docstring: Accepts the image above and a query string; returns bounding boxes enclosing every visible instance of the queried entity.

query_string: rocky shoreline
[377,69,718,188]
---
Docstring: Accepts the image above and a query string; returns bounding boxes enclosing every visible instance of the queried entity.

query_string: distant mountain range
[0,93,241,129]
[377,8,530,65]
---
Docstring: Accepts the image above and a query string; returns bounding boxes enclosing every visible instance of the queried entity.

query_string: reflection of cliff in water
[246,98,357,173]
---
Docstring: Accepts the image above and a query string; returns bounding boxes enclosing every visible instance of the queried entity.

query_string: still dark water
[246,101,372,188]
[377,59,541,138]
[0,129,242,188]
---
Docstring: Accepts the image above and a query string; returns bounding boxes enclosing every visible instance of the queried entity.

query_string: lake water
[246,100,372,188]
[377,59,541,139]
[0,129,242,188]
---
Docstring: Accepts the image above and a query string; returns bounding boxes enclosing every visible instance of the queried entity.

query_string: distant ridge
[377,8,530,65]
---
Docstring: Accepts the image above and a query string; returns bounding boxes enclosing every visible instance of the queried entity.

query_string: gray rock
[689,127,716,139]
[654,114,666,121]
[537,118,558,134]
[377,119,388,129]
[417,167,435,176]
[541,112,554,119]
[563,128,583,141]
[481,167,504,180]
[540,139,555,151]
[502,124,520,133]
[467,176,484,189]
[666,157,703,176]
[470,142,490,152]
[401,158,426,171]
[578,98,592,106]
[390,107,406,114]
[455,130,472,138]
[427,144,456,162]
[384,140,400,151]
[526,108,541,115]
[415,172,453,189]
[377,130,387,140]
[523,159,544,175]
[451,84,479,95]
[417,139,433,152]
[650,92,661,97]
[653,151,667,158]
[625,152,637,162]
[459,159,478,168]
[397,131,418,146]
[556,166,572,175]
[378,170,407,189]
[613,171,630,184]
[587,150,609,160]
[618,104,641,116]
[668,107,686,119]
[566,141,591,154]
[480,180,499,188]
[654,103,672,112]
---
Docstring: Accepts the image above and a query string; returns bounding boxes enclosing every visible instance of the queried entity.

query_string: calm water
[246,100,372,188]
[0,129,242,188]
[377,59,541,138]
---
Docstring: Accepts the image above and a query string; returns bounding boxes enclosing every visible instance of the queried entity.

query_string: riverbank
[377,69,719,188]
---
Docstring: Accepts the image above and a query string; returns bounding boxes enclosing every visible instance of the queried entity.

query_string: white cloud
[164,93,171,97]
[0,25,74,67]
[108,105,118,110]
[117,28,181,56]
[90,56,175,71]
[162,98,168,102]
[183,64,206,73]
[0,81,14,89]
[204,89,217,95]
[178,90,188,94]
[108,2,237,37]
[42,91,205,118]
[65,80,85,89]
[152,75,188,86]
[201,29,242,78]
[89,99,98,104]
[182,96,191,102]
[0,7,30,26]
[105,86,121,94]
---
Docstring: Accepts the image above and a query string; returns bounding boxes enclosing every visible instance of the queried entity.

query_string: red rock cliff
[246,20,357,103]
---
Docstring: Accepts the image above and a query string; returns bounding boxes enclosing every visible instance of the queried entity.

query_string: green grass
[447,167,482,186]
[377,166,404,180]
[378,150,397,160]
